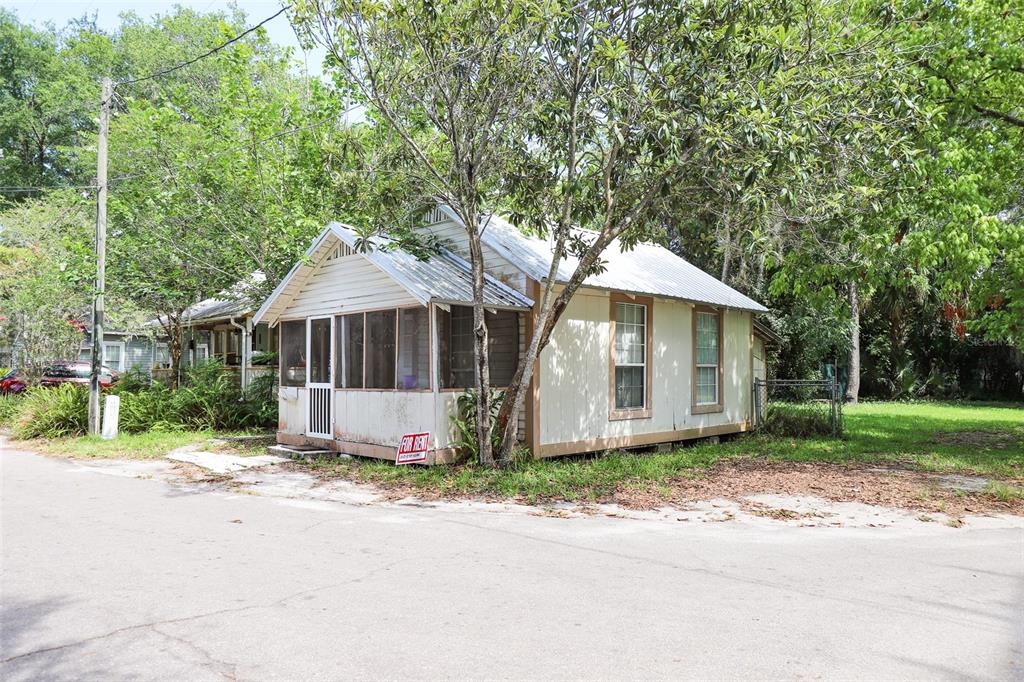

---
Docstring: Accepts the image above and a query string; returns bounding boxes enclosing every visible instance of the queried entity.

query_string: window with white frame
[613,302,647,410]
[102,342,124,372]
[695,310,720,405]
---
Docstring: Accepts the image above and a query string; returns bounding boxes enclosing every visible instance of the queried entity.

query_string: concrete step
[267,444,346,460]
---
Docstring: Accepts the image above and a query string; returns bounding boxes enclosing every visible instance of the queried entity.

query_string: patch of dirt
[933,430,1020,449]
[288,458,1024,518]
[610,459,1024,517]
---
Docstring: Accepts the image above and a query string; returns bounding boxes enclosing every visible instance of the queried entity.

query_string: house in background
[253,205,770,464]
[77,328,163,375]
[150,273,278,389]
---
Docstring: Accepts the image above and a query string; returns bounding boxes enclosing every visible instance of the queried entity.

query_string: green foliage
[8,361,277,439]
[762,403,838,439]
[450,388,505,462]
[11,385,89,439]
[305,401,1024,500]
[250,350,278,366]
[0,393,22,426]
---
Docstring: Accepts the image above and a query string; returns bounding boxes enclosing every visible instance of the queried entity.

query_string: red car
[39,362,119,388]
[0,367,26,395]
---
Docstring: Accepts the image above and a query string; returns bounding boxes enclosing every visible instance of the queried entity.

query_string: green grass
[27,430,254,460]
[305,401,1024,501]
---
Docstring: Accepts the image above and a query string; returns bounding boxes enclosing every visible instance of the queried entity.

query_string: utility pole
[89,77,112,435]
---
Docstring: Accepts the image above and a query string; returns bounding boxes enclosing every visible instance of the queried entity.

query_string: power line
[116,5,291,87]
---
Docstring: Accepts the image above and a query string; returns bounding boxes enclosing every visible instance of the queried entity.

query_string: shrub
[762,402,837,438]
[9,361,278,439]
[0,393,23,427]
[12,384,88,439]
[451,388,505,462]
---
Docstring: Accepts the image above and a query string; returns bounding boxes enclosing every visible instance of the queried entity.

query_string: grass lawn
[21,430,270,460]
[302,401,1023,503]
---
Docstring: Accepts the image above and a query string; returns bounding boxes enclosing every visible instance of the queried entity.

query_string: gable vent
[326,243,353,260]
[425,206,447,224]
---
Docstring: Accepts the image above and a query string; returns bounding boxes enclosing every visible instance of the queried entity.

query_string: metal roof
[148,272,266,328]
[252,223,533,326]
[437,205,768,313]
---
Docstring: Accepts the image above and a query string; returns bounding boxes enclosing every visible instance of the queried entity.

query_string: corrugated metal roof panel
[466,210,768,313]
[328,224,533,310]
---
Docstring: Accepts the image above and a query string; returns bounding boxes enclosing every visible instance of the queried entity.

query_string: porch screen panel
[487,309,519,387]
[279,320,306,387]
[335,313,364,388]
[438,305,519,389]
[309,318,331,384]
[397,307,429,389]
[365,310,396,389]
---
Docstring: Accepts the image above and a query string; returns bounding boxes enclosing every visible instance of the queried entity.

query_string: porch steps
[267,444,346,460]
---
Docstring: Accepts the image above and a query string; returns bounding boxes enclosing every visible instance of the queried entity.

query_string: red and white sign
[396,432,430,465]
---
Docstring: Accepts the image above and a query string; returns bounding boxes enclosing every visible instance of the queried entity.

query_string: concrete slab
[166,450,289,474]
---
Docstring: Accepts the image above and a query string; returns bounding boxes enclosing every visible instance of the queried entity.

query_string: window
[398,307,429,389]
[308,318,331,384]
[155,343,169,367]
[279,320,306,387]
[335,313,364,388]
[437,305,520,389]
[694,309,721,410]
[612,301,648,412]
[102,342,124,372]
[366,310,397,389]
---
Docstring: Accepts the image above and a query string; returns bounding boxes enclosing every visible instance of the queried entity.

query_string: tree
[297,0,922,464]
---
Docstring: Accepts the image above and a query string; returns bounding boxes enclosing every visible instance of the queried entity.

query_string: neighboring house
[78,329,162,375]
[151,273,277,389]
[254,205,773,464]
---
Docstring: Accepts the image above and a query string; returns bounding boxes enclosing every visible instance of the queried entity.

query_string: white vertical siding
[538,289,753,446]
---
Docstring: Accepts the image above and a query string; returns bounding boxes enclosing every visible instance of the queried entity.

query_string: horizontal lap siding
[539,289,752,446]
[284,254,419,319]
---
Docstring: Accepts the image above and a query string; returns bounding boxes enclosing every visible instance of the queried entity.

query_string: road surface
[2,444,1022,680]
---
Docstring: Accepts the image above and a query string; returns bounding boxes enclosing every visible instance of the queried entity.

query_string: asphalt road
[2,444,1023,681]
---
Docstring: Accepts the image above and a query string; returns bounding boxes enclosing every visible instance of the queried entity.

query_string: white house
[253,206,772,463]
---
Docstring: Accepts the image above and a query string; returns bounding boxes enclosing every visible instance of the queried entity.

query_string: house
[149,273,278,389]
[253,205,771,463]
[78,329,163,375]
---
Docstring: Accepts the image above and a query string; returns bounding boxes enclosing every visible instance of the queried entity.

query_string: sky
[5,0,328,76]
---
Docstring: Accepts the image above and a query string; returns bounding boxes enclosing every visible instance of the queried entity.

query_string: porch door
[306,316,334,438]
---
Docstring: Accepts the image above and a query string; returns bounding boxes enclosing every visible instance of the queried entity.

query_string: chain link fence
[752,378,843,437]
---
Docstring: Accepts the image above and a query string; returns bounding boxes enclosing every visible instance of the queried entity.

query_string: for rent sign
[396,432,430,465]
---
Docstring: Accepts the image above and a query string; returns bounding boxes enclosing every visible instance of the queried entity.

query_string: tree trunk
[466,214,493,466]
[161,312,184,389]
[845,280,860,404]
[720,240,732,283]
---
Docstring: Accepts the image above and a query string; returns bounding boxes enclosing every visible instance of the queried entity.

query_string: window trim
[691,305,724,415]
[102,340,126,372]
[608,293,653,420]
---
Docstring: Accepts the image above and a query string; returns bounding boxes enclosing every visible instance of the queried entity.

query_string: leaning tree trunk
[845,280,861,404]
